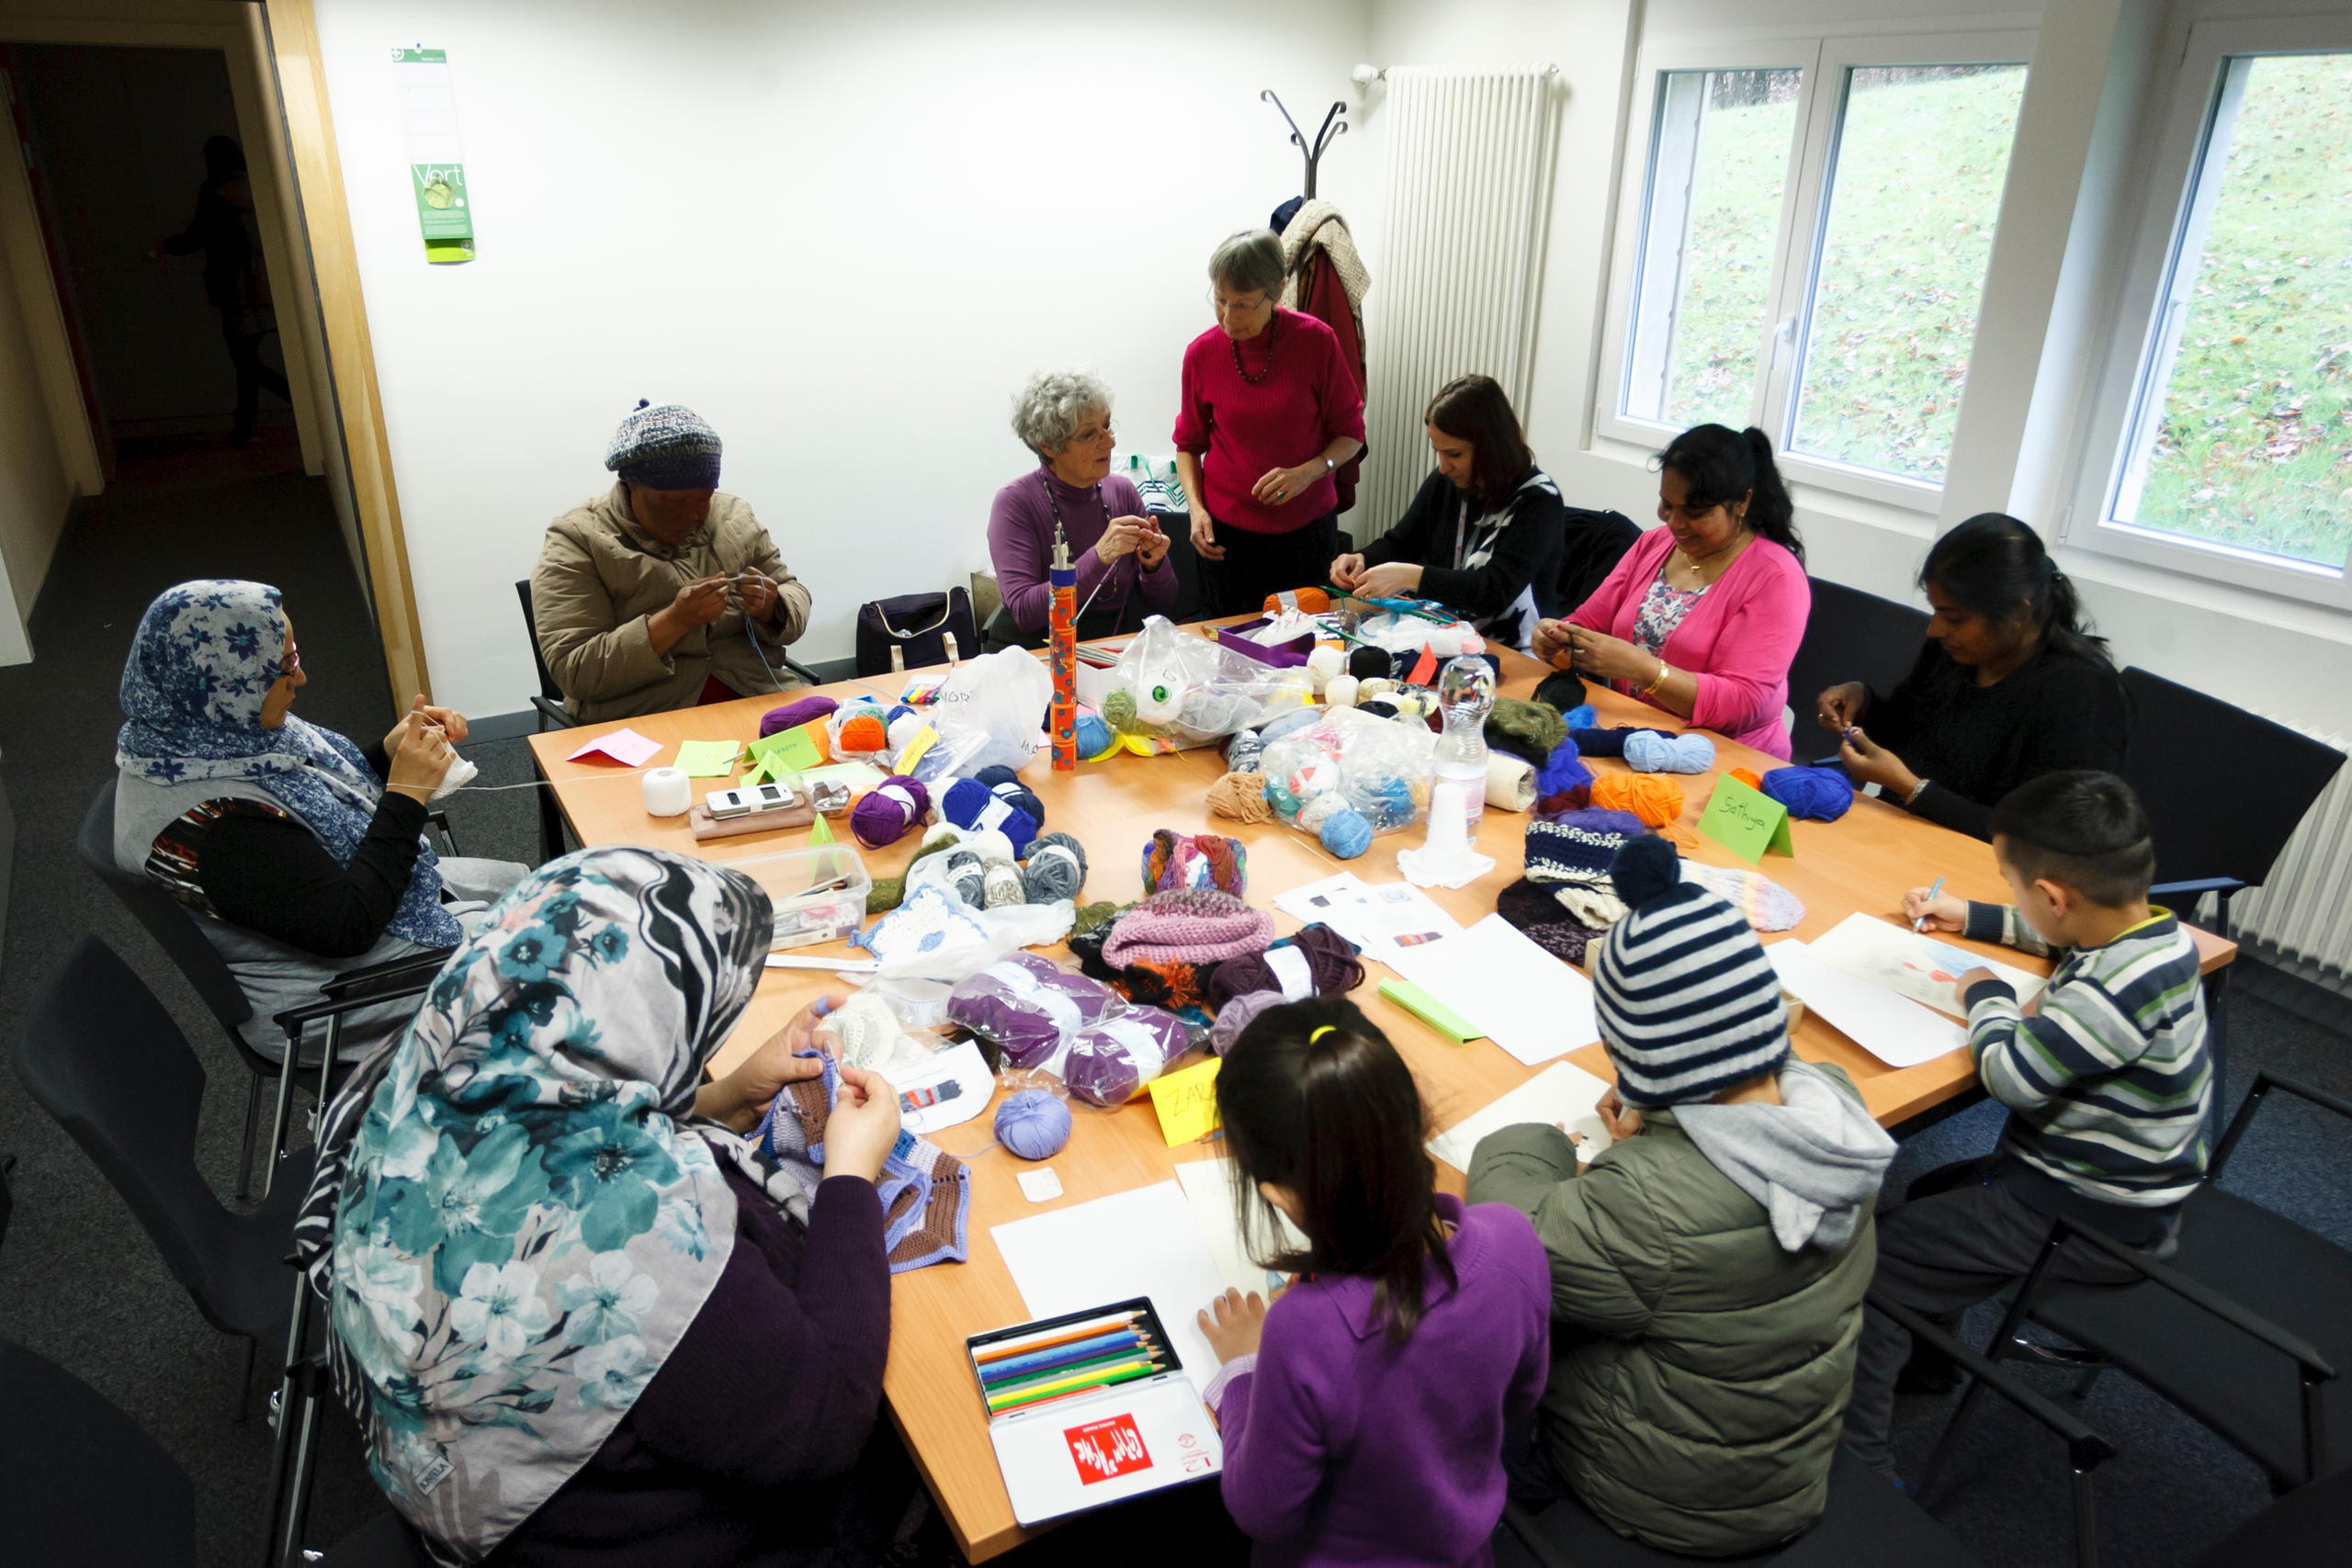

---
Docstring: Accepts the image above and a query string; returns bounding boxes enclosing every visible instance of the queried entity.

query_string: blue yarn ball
[1563,705,1599,729]
[1536,739,1593,797]
[1076,712,1114,757]
[994,1089,1072,1160]
[1624,731,1716,773]
[1346,773,1417,830]
[1265,778,1300,818]
[1760,764,1855,821]
[1318,805,1374,859]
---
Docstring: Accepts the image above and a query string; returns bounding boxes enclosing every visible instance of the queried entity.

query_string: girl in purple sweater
[1196,998,1551,1567]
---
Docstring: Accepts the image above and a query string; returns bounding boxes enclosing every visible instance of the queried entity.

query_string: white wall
[307,0,1377,718]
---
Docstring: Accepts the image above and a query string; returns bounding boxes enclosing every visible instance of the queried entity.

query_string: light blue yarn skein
[994,1089,1072,1159]
[1318,805,1374,859]
[1076,712,1114,757]
[1624,730,1716,773]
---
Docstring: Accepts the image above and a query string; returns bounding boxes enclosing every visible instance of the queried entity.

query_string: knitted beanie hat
[605,400,722,491]
[1591,836,1789,1109]
[1102,888,1274,970]
[1525,813,1643,885]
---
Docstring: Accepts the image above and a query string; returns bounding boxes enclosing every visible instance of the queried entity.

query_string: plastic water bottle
[1434,656,1494,838]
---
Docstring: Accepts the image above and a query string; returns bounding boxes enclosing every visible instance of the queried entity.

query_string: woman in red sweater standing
[1174,229,1366,615]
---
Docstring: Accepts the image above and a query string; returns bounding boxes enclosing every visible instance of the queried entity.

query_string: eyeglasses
[1072,421,1115,445]
[1208,291,1272,317]
[276,640,300,679]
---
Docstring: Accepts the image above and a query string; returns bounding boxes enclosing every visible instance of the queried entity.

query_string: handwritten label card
[1147,1058,1222,1146]
[673,739,743,778]
[749,723,824,772]
[1696,773,1794,864]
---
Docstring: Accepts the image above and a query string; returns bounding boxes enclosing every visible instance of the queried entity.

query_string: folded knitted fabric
[1205,921,1363,1010]
[1485,697,1567,764]
[758,1050,968,1271]
[1102,888,1274,969]
[1495,877,1606,965]
[1141,829,1249,896]
[1679,861,1806,932]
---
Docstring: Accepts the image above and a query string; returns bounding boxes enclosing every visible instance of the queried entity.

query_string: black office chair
[2188,1462,2352,1565]
[13,937,315,1417]
[1557,506,1640,615]
[1925,1072,2350,1501]
[1499,1295,2116,1568]
[1784,578,1932,750]
[0,1338,197,1567]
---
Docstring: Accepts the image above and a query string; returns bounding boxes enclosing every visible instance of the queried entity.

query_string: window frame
[1596,29,2036,515]
[2061,14,2352,611]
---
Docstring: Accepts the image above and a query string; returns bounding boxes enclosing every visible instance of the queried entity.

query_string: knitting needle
[975,1311,1148,1364]
[1909,869,1947,931]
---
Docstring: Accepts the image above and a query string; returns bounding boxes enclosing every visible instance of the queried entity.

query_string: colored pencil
[973,1312,1144,1364]
[1915,876,1944,932]
[980,1345,1161,1400]
[984,1354,1165,1408]
[992,1363,1176,1419]
[977,1332,1149,1385]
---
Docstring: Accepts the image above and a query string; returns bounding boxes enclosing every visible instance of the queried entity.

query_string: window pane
[1789,63,2027,482]
[1623,68,1803,430]
[2116,53,2352,570]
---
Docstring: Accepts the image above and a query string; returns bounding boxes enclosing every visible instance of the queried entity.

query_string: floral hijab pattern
[292,848,791,1565]
[116,579,459,947]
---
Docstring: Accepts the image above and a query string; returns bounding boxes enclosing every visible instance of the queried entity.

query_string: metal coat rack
[1262,90,1347,198]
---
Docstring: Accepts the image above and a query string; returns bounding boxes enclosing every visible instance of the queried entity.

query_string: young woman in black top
[1331,375,1628,649]
[1815,514,2129,840]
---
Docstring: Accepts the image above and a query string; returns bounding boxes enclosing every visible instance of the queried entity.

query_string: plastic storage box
[728,842,871,951]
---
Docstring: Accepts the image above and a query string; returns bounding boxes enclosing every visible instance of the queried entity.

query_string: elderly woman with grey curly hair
[986,368,1176,644]
[1174,227,1364,615]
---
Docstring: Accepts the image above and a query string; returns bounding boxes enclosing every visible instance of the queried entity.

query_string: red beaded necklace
[1229,311,1281,384]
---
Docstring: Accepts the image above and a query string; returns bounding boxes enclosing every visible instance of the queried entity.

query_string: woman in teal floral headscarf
[295,847,909,1565]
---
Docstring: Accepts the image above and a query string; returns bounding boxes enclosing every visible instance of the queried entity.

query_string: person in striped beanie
[1465,832,1893,1555]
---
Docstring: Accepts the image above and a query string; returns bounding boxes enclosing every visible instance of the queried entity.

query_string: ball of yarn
[1325,673,1360,709]
[945,850,986,907]
[1297,792,1344,834]
[1226,729,1265,774]
[1535,739,1591,799]
[1207,922,1364,1010]
[1532,670,1587,714]
[978,857,1023,908]
[942,775,1039,855]
[1609,834,1683,909]
[1624,730,1716,773]
[1760,764,1855,821]
[994,1090,1072,1160]
[1076,710,1116,760]
[1729,766,1763,790]
[1347,646,1393,681]
[865,875,905,915]
[1260,707,1322,743]
[1359,677,1397,700]
[1141,830,1249,896]
[762,694,838,737]
[1487,697,1568,764]
[1264,777,1300,818]
[1563,704,1598,730]
[838,714,888,753]
[1023,831,1089,902]
[1318,805,1374,859]
[1102,689,1136,728]
[1589,773,1686,828]
[965,829,1015,863]
[1266,587,1334,615]
[1305,645,1344,690]
[1345,773,1417,831]
[975,764,1045,826]
[886,709,932,756]
[1208,989,1286,1055]
[1208,771,1275,824]
[1072,899,1125,938]
[849,775,930,850]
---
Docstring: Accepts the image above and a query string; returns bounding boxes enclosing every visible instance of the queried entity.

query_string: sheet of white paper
[1806,912,2044,1018]
[1172,1157,1305,1297]
[1767,940,1967,1068]
[1427,1060,1618,1172]
[1385,915,1600,1066]
[1272,873,1463,959]
[991,1181,1231,1384]
[893,1040,992,1135]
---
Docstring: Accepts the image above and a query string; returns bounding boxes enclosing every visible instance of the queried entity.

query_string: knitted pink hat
[1102,888,1274,970]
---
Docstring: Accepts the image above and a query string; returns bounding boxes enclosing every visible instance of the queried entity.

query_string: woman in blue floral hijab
[296,847,910,1566]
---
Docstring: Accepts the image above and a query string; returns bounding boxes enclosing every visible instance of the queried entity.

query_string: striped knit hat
[1592,836,1789,1109]
[605,400,722,491]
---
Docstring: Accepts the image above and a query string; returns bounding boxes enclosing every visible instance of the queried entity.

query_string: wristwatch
[1323,455,1337,474]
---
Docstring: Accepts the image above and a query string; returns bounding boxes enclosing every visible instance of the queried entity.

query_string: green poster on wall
[393,47,474,263]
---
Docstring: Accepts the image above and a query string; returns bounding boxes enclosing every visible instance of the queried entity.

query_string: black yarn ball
[1347,647,1395,681]
[1608,834,1682,909]
[1534,670,1589,713]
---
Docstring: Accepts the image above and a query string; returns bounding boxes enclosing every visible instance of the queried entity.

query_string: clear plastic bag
[1102,615,1315,749]
[1259,705,1438,838]
[923,648,1051,775]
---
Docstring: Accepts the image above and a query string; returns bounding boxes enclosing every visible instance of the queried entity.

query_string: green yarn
[1102,689,1137,728]
[1486,696,1566,764]
[1072,899,1128,937]
[866,876,904,915]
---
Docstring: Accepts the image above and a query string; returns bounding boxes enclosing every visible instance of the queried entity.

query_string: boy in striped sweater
[1843,770,2211,1481]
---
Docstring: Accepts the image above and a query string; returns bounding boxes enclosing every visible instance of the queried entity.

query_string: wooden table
[528,637,2233,1562]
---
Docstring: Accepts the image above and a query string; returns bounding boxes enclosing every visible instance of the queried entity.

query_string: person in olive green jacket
[533,401,812,724]
[1469,837,1896,1557]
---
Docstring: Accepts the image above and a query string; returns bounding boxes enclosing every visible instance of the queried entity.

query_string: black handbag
[854,587,978,678]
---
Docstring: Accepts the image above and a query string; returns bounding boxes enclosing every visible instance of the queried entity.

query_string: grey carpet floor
[1,443,2346,1565]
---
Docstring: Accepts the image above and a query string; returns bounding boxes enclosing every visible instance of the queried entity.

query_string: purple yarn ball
[762,694,838,737]
[850,775,930,849]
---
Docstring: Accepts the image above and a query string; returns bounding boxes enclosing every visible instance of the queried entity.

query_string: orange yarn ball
[1263,587,1333,615]
[839,715,888,752]
[1590,772,1686,828]
[1729,767,1763,791]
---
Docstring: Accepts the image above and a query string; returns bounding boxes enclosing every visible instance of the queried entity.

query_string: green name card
[1696,773,1794,864]
[748,724,824,772]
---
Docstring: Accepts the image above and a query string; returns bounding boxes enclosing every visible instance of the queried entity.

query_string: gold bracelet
[1645,661,1674,697]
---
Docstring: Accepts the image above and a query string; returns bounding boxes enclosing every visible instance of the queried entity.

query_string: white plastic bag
[922,647,1051,776]
[1102,616,1315,749]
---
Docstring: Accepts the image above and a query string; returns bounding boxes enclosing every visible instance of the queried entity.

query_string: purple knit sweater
[1207,1195,1551,1566]
[485,1164,891,1567]
[988,468,1176,633]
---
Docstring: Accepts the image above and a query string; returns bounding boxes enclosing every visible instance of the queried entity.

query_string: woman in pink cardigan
[1532,425,1808,760]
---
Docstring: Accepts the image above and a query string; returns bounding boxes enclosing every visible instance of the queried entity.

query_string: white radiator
[2231,739,2352,979]
[1360,64,1561,536]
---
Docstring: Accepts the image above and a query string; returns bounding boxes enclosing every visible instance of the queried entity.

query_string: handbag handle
[873,598,954,639]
